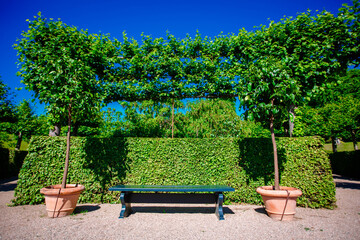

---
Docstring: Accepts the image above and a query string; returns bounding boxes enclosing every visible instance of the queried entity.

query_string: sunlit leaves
[14,12,116,124]
[14,1,360,128]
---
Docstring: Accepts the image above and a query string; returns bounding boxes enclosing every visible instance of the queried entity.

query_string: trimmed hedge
[330,151,360,179]
[0,148,28,179]
[13,136,336,208]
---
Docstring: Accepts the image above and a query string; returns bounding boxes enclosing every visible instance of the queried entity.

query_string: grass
[1,140,29,151]
[324,142,358,152]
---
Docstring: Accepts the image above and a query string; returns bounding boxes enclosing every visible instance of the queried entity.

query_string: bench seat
[109,185,235,220]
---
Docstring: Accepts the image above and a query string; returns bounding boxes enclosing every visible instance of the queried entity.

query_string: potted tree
[14,13,115,217]
[237,3,358,221]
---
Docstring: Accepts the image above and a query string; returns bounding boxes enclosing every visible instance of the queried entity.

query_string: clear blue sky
[0,0,352,115]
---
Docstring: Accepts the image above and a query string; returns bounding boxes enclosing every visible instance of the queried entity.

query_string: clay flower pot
[256,186,302,221]
[40,184,85,218]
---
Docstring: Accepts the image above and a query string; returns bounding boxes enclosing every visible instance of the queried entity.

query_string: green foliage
[96,99,270,138]
[309,69,360,107]
[13,3,360,122]
[180,99,238,138]
[294,68,360,142]
[320,96,360,138]
[1,100,49,149]
[117,99,184,137]
[177,98,270,138]
[0,76,16,123]
[104,1,360,103]
[13,136,335,208]
[0,148,28,179]
[329,151,360,179]
[293,106,326,137]
[14,100,36,139]
[294,95,360,141]
[237,4,360,127]
[99,99,269,138]
[14,12,115,125]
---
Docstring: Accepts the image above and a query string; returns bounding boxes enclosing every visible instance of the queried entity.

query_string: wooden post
[331,137,338,153]
[351,129,358,151]
[288,105,295,137]
[15,132,22,150]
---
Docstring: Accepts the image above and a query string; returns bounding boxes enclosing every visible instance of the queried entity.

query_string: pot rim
[256,186,302,198]
[40,184,85,196]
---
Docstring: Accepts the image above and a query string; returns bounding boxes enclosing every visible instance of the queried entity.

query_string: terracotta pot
[40,184,85,218]
[256,186,302,221]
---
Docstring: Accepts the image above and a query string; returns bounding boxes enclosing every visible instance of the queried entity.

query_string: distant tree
[180,99,239,138]
[32,114,50,136]
[118,99,183,138]
[0,77,16,123]
[309,69,360,107]
[294,69,360,151]
[13,100,36,149]
[321,96,360,151]
[0,77,17,147]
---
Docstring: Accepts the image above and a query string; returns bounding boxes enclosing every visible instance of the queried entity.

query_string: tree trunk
[15,132,22,150]
[289,105,295,137]
[270,98,280,190]
[171,99,174,139]
[270,114,280,190]
[61,103,72,189]
[331,137,338,153]
[49,124,61,136]
[351,129,358,151]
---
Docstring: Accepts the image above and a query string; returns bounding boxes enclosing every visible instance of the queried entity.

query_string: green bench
[109,185,235,220]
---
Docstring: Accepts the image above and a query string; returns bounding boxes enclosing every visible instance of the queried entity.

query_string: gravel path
[1,175,359,240]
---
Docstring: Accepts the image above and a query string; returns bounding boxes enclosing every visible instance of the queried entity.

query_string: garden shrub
[329,151,360,179]
[13,136,336,208]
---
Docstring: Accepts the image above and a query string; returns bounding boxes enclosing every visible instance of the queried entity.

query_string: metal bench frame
[109,185,235,220]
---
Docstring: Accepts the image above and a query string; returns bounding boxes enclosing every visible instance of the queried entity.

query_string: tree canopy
[14,13,117,125]
[15,2,360,118]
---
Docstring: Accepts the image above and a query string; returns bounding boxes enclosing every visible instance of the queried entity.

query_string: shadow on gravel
[73,205,101,214]
[0,177,18,192]
[333,175,360,190]
[130,206,234,216]
[335,181,360,190]
[254,207,267,216]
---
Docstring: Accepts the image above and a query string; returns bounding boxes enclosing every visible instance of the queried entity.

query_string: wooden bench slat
[109,185,235,192]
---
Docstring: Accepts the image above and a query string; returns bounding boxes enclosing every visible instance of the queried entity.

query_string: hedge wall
[330,151,360,179]
[12,136,336,208]
[0,148,28,180]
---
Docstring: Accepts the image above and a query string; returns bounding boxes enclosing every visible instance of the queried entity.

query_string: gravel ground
[1,175,359,240]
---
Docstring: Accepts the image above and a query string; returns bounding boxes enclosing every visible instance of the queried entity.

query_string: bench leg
[215,192,225,220]
[119,192,132,218]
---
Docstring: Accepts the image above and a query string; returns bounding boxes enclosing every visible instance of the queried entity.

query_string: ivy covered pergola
[14,1,360,190]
